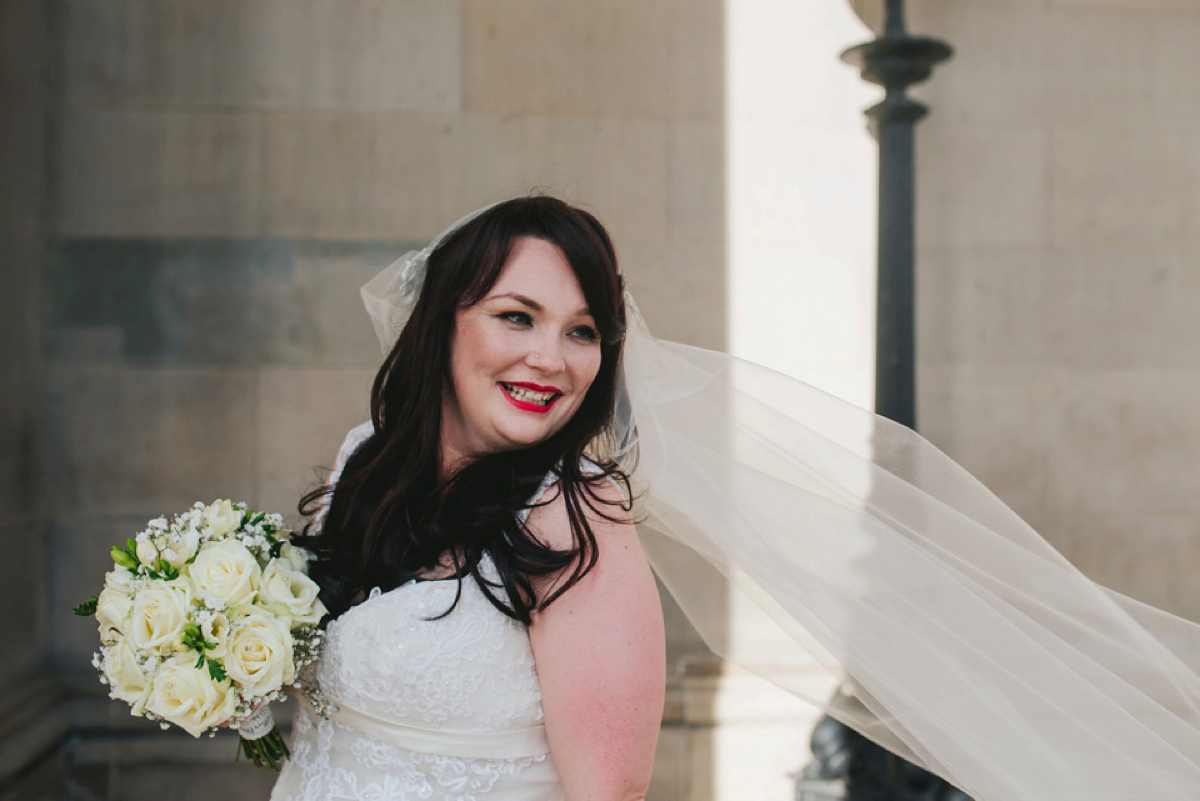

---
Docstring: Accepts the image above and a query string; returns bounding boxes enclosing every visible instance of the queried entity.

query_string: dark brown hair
[296,196,630,624]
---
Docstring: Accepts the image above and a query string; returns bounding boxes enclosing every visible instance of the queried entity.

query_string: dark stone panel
[47,238,421,367]
[0,522,47,689]
[0,2,49,530]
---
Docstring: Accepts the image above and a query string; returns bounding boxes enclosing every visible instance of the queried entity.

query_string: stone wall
[36,1,726,800]
[47,0,725,675]
[849,0,1200,623]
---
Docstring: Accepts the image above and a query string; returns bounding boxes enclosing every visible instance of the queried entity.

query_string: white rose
[96,587,133,644]
[260,559,325,625]
[279,542,308,572]
[200,612,231,659]
[104,639,150,713]
[136,538,159,567]
[105,568,137,595]
[145,655,237,737]
[224,607,295,696]
[129,580,191,653]
[160,526,201,567]
[204,500,242,538]
[188,539,261,607]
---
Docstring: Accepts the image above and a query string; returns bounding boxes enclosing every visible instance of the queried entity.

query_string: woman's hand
[527,479,666,801]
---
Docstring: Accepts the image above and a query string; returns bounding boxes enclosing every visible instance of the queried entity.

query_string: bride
[271,196,664,801]
[272,195,1200,801]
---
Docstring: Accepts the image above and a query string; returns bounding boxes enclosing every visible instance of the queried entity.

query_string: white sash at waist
[321,696,551,760]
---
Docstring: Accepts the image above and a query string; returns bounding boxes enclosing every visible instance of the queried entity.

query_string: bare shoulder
[524,469,664,799]
[524,470,634,553]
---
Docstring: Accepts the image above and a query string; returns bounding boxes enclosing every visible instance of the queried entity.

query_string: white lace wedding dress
[270,424,566,801]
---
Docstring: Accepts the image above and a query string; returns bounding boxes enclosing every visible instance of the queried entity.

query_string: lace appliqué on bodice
[317,561,544,731]
[271,562,560,801]
[271,422,563,800]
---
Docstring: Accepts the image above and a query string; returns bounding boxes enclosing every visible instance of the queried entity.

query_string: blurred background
[3,0,1200,799]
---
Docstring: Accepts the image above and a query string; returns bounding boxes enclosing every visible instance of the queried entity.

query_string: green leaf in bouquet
[264,532,284,558]
[205,657,227,682]
[126,537,137,553]
[74,596,99,616]
[250,512,265,526]
[156,560,179,580]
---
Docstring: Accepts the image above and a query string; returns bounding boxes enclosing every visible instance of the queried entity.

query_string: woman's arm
[527,480,666,801]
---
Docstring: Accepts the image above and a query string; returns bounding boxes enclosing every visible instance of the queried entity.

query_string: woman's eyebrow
[488,292,591,317]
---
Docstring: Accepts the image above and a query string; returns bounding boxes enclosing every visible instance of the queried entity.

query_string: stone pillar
[0,1,60,798]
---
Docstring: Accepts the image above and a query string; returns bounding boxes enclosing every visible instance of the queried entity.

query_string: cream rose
[160,526,201,567]
[188,539,261,607]
[204,500,242,538]
[224,607,295,696]
[200,612,231,659]
[136,537,159,567]
[104,639,150,713]
[104,567,137,595]
[278,542,309,573]
[260,559,325,625]
[96,587,133,644]
[145,655,237,737]
[129,579,190,653]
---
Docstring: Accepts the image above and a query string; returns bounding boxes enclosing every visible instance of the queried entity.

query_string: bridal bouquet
[74,500,327,769]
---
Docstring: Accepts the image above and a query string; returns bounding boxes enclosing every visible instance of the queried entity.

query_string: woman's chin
[490,418,562,452]
[500,428,556,451]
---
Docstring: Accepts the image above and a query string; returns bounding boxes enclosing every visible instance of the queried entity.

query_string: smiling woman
[441,237,604,473]
[278,197,662,801]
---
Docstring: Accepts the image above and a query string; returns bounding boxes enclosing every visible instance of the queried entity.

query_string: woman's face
[441,236,604,468]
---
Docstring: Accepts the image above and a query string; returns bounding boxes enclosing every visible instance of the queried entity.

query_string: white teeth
[503,384,556,405]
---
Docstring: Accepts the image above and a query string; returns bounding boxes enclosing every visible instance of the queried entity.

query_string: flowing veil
[617,295,1200,800]
[362,204,1200,801]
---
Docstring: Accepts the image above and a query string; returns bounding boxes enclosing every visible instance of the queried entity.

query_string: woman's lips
[499,382,562,414]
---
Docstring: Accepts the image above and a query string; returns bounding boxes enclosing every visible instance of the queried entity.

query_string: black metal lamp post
[796,2,956,800]
[843,0,951,430]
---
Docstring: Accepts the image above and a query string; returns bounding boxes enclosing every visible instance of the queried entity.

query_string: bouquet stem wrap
[236,705,290,770]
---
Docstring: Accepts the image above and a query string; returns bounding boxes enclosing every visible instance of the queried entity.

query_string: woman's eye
[570,326,600,343]
[497,311,533,326]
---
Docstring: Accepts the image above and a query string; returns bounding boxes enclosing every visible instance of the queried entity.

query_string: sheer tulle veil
[361,200,1200,801]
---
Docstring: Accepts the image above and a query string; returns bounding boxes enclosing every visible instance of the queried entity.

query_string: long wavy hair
[295,196,631,625]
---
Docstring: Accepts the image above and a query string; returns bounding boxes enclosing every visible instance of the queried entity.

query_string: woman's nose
[525,337,567,373]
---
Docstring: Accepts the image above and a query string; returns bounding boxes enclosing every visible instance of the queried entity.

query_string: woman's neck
[438,445,475,482]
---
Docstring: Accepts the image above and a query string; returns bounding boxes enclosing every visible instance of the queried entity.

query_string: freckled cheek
[453,320,515,385]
